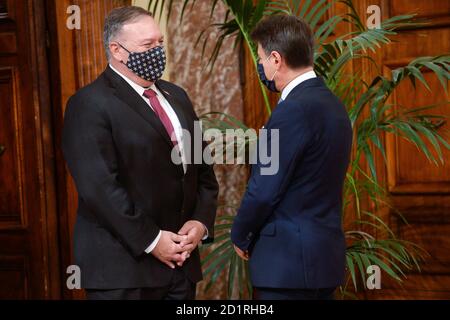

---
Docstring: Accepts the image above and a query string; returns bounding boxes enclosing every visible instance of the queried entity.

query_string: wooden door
[361,0,450,299]
[0,0,60,299]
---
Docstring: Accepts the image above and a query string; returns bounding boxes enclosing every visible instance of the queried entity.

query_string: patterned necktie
[143,88,178,146]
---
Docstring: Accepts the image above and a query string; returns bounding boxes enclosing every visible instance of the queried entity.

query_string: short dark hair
[103,6,153,60]
[251,15,314,68]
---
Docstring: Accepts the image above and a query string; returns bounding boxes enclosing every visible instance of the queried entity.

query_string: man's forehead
[121,17,162,40]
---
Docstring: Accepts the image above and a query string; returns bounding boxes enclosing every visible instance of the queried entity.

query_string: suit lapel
[155,81,189,132]
[156,81,192,175]
[104,66,173,148]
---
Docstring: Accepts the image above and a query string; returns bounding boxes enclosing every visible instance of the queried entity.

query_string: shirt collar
[109,64,159,97]
[281,70,317,101]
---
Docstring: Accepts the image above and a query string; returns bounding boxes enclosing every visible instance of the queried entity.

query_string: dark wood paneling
[367,275,450,300]
[0,0,9,19]
[360,0,450,299]
[0,68,25,228]
[383,62,450,194]
[0,33,16,53]
[0,256,29,299]
[390,0,450,28]
[0,0,60,299]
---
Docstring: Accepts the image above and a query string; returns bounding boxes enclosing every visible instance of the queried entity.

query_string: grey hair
[103,6,153,61]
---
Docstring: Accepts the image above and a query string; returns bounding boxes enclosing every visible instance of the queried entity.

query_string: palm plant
[149,0,450,299]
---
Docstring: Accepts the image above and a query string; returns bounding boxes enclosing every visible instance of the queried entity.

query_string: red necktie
[143,89,178,146]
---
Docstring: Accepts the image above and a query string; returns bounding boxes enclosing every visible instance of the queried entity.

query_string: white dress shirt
[109,65,207,254]
[109,64,187,173]
[281,70,317,101]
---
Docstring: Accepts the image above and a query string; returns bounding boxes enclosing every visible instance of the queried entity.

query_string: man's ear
[109,42,127,63]
[271,51,282,66]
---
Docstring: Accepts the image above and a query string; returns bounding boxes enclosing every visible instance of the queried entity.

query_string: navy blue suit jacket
[231,77,352,289]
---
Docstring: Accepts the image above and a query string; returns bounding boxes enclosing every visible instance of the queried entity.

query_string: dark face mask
[119,44,166,82]
[257,56,279,93]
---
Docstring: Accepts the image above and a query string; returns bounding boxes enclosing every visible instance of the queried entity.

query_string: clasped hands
[151,220,205,269]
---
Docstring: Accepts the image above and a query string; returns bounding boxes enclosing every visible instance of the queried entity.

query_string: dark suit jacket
[231,77,352,289]
[62,66,218,289]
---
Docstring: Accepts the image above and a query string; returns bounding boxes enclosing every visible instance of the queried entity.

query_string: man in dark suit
[62,6,218,300]
[231,15,353,300]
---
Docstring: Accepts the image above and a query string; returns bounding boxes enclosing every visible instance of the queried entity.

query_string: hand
[233,245,249,261]
[151,231,194,269]
[177,220,207,265]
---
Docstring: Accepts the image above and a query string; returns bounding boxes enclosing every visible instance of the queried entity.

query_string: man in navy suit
[231,15,353,300]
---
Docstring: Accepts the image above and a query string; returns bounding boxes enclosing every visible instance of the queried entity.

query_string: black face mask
[257,56,279,93]
[119,44,166,82]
